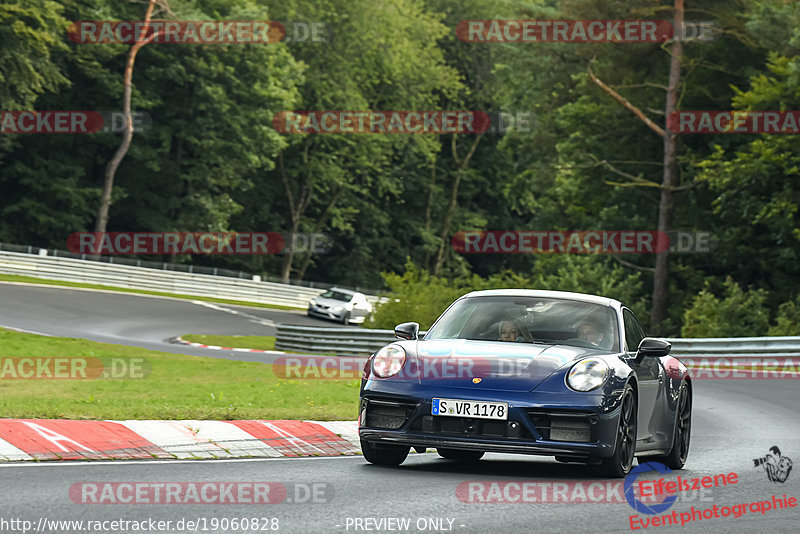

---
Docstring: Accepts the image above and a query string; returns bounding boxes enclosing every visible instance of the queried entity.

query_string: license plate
[432,398,508,420]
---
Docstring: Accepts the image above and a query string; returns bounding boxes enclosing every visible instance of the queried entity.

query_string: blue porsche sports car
[358,290,692,477]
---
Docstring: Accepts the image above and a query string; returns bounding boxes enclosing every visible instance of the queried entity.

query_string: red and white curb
[0,419,359,461]
[171,336,285,354]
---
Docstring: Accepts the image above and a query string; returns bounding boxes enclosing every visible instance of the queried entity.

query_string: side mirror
[394,322,420,340]
[635,337,671,362]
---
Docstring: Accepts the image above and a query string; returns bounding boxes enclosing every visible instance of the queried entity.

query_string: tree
[585,0,685,334]
[269,0,462,283]
[0,0,68,110]
[491,0,768,334]
[695,1,800,303]
[1,0,304,254]
[94,0,163,239]
[0,0,69,164]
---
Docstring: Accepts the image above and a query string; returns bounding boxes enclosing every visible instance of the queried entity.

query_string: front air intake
[363,399,417,430]
[526,410,596,442]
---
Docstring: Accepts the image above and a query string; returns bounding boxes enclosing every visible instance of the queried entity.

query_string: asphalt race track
[1,380,798,534]
[1,283,799,533]
[0,282,346,361]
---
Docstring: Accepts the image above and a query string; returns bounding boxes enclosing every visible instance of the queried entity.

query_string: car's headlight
[372,345,406,378]
[567,358,609,392]
[309,299,317,306]
[332,305,343,312]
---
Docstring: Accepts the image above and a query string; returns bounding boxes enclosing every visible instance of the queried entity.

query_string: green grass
[182,334,276,351]
[0,328,358,420]
[0,273,300,311]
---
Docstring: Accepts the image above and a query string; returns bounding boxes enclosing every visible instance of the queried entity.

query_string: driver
[577,320,605,347]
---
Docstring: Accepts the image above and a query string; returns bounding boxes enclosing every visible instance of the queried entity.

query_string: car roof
[461,289,621,308]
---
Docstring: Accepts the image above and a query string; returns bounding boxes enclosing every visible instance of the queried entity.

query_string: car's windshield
[320,290,352,302]
[424,296,619,352]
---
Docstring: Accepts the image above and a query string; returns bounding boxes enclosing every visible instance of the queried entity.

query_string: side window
[623,309,645,352]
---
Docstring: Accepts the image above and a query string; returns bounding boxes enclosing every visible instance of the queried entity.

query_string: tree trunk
[650,0,684,334]
[278,149,311,283]
[295,187,341,281]
[422,157,437,270]
[588,0,684,334]
[431,133,483,275]
[93,0,159,253]
[280,218,301,283]
[432,170,462,275]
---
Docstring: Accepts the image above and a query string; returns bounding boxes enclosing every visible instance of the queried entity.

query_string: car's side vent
[364,399,417,430]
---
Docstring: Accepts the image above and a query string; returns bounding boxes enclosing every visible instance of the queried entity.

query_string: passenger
[498,320,519,342]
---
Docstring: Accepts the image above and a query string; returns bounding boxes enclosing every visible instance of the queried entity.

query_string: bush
[366,261,465,330]
[367,256,649,330]
[527,255,648,326]
[681,278,770,337]
[769,296,800,336]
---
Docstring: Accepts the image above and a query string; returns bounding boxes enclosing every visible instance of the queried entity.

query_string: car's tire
[648,382,691,470]
[437,448,485,461]
[601,384,637,478]
[342,312,351,325]
[360,439,409,466]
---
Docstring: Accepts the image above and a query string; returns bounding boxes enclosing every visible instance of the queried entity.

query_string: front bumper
[358,384,625,459]
[307,305,367,323]
[360,430,604,458]
[308,305,345,321]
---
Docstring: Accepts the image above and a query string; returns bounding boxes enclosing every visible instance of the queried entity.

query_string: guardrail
[275,325,800,358]
[0,249,384,309]
[0,241,383,291]
[275,325,400,355]
[666,336,800,358]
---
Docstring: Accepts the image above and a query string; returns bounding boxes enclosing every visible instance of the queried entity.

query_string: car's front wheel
[360,439,409,466]
[342,312,351,325]
[649,382,691,469]
[601,384,637,477]
[437,448,485,461]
